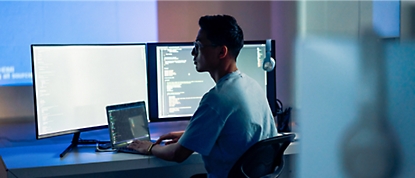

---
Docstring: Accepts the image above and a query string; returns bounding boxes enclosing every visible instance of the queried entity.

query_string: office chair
[227,133,295,178]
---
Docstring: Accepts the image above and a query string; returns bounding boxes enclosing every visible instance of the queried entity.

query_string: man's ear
[218,45,228,59]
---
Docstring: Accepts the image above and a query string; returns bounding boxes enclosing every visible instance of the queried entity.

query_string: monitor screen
[31,44,148,139]
[147,40,276,122]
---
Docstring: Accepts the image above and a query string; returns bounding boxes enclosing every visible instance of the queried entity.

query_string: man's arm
[151,142,194,163]
[155,131,184,145]
[128,131,194,163]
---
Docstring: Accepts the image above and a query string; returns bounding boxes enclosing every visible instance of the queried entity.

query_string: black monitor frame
[147,40,277,122]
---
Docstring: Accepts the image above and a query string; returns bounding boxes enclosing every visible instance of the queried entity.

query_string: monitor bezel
[31,43,148,139]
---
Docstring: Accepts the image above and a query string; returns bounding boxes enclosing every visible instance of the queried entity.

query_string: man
[128,14,278,178]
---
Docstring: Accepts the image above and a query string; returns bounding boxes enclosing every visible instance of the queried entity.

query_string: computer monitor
[147,40,276,122]
[31,43,148,157]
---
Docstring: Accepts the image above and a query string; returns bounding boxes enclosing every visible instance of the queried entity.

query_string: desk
[0,142,298,178]
[0,143,206,178]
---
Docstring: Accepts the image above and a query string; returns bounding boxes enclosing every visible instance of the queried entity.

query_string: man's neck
[210,61,238,83]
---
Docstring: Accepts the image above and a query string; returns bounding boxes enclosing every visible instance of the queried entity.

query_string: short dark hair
[199,14,244,59]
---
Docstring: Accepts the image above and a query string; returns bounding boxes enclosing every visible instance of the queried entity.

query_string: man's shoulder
[201,87,222,102]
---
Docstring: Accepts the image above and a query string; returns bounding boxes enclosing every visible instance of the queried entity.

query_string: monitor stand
[59,132,107,158]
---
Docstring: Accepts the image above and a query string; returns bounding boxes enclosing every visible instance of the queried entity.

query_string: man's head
[198,15,244,59]
[192,15,244,75]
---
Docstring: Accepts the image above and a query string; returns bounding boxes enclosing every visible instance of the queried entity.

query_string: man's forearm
[151,142,194,163]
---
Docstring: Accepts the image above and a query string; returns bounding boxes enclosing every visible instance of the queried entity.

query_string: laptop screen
[106,101,150,148]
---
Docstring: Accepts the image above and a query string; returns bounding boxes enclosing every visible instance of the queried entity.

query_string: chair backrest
[227,133,295,178]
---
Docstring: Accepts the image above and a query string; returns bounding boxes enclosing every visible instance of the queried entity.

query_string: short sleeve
[178,102,226,156]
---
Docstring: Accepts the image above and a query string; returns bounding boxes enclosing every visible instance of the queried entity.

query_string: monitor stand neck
[59,132,98,158]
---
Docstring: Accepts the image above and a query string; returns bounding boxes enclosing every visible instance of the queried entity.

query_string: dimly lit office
[0,1,414,178]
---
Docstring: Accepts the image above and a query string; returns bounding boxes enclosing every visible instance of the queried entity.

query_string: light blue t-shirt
[179,70,278,178]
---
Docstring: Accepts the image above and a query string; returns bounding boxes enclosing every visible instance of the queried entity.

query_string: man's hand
[156,131,185,145]
[128,131,193,163]
[127,140,154,154]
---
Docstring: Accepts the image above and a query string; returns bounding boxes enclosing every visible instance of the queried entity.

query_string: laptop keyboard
[117,147,144,154]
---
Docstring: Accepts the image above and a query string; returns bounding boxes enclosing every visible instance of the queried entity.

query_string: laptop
[106,101,151,154]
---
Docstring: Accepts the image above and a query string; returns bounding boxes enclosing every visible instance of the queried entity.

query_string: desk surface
[0,141,298,178]
[0,143,204,177]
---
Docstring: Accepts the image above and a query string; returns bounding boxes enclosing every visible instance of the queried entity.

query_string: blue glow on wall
[0,1,158,86]
[373,0,400,38]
